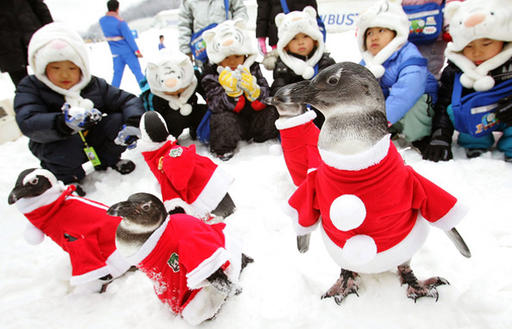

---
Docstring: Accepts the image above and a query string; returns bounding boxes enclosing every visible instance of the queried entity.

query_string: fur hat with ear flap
[145,49,197,116]
[275,6,324,80]
[444,0,512,91]
[203,19,258,68]
[356,0,410,79]
[28,22,94,110]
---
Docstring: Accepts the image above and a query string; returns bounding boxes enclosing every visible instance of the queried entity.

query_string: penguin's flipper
[445,227,471,258]
[297,233,310,253]
[211,193,236,218]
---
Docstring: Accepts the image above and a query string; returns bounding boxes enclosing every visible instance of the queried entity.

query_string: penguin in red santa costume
[108,192,253,325]
[138,111,235,221]
[8,168,132,292]
[268,62,471,303]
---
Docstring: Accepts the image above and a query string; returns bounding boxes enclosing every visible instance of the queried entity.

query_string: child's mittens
[115,124,141,149]
[239,67,261,102]
[62,103,103,133]
[218,67,243,98]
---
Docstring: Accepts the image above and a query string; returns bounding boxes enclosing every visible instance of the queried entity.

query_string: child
[158,34,165,50]
[422,0,512,162]
[271,6,336,128]
[14,23,144,194]
[140,49,207,141]
[357,0,438,149]
[202,19,279,160]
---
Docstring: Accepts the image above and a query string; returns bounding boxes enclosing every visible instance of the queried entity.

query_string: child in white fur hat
[271,6,336,129]
[14,23,144,194]
[201,19,279,161]
[139,49,207,141]
[356,0,438,149]
[422,0,512,162]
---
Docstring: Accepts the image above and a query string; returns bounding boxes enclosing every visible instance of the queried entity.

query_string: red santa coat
[276,112,467,273]
[129,214,242,325]
[15,185,130,284]
[140,137,234,218]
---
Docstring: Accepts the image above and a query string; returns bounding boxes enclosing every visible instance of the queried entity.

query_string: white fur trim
[342,234,377,266]
[180,103,193,116]
[181,285,228,326]
[330,195,367,231]
[430,201,468,231]
[285,202,320,236]
[319,134,391,171]
[128,217,170,265]
[164,198,197,216]
[190,167,234,218]
[23,222,45,245]
[137,135,176,153]
[15,182,67,214]
[321,216,430,273]
[69,265,111,285]
[275,110,317,130]
[105,250,132,278]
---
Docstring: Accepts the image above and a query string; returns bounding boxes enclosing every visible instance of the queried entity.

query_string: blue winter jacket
[99,15,139,56]
[361,42,438,124]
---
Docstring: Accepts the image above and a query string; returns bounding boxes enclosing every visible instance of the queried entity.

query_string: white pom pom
[180,104,192,116]
[366,64,385,79]
[79,98,94,110]
[24,225,45,245]
[329,194,366,231]
[474,76,495,92]
[302,66,315,79]
[459,73,474,89]
[342,234,377,266]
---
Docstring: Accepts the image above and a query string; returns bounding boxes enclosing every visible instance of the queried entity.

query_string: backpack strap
[280,0,290,13]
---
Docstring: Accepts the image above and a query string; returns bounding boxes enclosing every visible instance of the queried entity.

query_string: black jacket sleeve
[431,63,458,137]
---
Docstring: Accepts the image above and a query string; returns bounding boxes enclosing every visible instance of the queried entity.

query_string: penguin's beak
[107,201,134,218]
[8,186,31,205]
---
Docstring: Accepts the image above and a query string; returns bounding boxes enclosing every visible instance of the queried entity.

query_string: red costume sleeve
[288,171,321,234]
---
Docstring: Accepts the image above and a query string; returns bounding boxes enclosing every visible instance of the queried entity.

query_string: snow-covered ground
[1,5,511,329]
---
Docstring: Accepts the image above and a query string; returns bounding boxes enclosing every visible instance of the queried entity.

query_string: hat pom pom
[459,73,474,89]
[79,98,94,110]
[302,66,315,79]
[366,64,385,79]
[180,104,192,116]
[474,76,495,92]
[24,225,45,245]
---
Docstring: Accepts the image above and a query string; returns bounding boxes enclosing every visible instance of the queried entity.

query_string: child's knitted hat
[275,6,324,79]
[444,0,512,91]
[203,19,258,68]
[356,0,410,78]
[28,22,93,110]
[145,49,197,116]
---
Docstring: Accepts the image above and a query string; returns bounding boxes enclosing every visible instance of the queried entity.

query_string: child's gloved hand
[495,96,512,126]
[239,67,261,102]
[115,125,141,149]
[422,129,453,162]
[62,103,102,132]
[218,67,243,98]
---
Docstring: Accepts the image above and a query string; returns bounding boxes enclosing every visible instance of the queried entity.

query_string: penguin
[8,168,131,293]
[269,62,471,303]
[138,111,236,221]
[108,192,253,325]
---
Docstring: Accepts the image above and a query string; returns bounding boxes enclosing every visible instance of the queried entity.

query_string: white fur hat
[275,6,325,79]
[444,0,512,91]
[28,22,93,109]
[356,0,410,78]
[145,49,197,116]
[203,19,258,68]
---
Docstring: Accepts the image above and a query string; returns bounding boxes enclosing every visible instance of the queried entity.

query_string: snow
[1,6,512,329]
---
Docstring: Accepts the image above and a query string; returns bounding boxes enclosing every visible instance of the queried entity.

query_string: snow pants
[390,94,433,143]
[29,113,126,184]
[457,125,512,157]
[111,52,145,88]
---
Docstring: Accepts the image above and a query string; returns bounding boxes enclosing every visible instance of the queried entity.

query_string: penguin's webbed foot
[321,269,360,305]
[397,264,449,302]
[207,268,242,296]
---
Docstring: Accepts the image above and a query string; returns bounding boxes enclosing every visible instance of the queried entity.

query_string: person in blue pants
[99,0,144,88]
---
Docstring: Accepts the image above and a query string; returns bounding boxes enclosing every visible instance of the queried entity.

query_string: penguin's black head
[272,62,385,115]
[8,168,57,205]
[108,193,167,232]
[140,111,170,143]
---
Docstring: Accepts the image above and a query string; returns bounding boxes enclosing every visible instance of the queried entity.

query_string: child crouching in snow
[201,19,279,160]
[357,0,438,151]
[271,6,336,129]
[14,23,144,195]
[139,49,207,141]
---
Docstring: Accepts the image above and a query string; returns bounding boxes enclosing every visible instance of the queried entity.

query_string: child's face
[285,33,316,57]
[219,55,246,71]
[45,60,81,90]
[462,38,504,66]
[365,27,396,56]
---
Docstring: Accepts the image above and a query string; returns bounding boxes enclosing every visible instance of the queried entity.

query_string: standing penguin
[108,192,253,325]
[7,168,131,292]
[269,62,471,303]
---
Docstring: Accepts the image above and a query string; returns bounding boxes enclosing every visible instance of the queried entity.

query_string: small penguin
[270,62,471,303]
[7,168,131,292]
[108,192,253,325]
[138,111,236,221]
